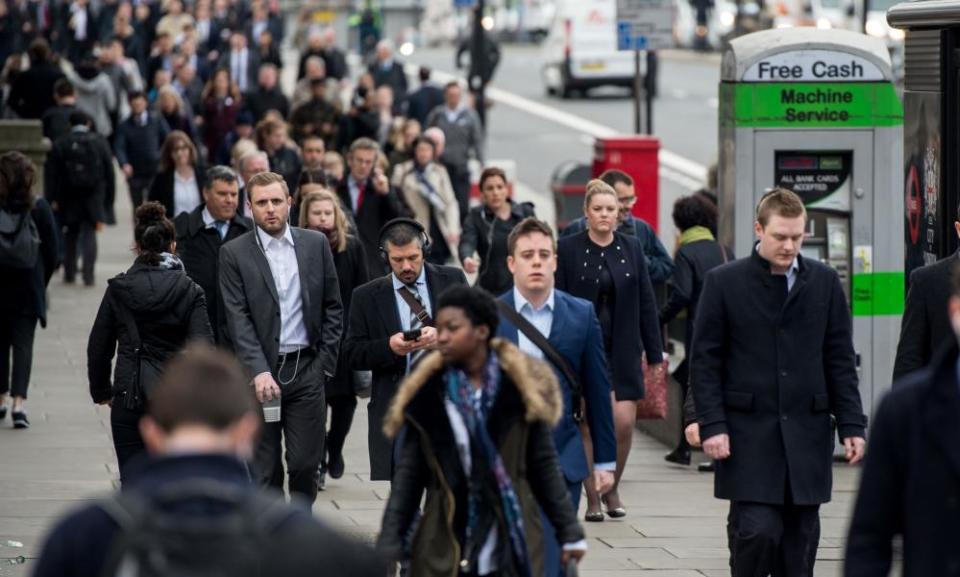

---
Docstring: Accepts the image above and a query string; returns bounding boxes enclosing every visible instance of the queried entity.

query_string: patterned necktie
[355,181,366,213]
[402,283,426,370]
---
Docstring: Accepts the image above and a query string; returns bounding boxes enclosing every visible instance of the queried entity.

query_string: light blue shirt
[392,268,431,372]
[512,287,615,473]
[392,267,432,332]
[513,287,554,361]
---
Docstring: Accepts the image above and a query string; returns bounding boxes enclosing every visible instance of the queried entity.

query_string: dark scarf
[445,350,531,577]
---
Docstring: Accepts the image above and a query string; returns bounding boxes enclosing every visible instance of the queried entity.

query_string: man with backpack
[32,345,386,577]
[47,111,114,286]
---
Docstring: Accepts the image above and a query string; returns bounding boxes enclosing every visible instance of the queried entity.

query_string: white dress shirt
[173,170,201,217]
[256,225,309,354]
[512,287,615,474]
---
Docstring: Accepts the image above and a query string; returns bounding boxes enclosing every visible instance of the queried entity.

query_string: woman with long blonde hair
[299,186,369,488]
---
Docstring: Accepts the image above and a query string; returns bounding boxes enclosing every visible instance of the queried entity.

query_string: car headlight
[889,27,905,41]
[817,17,832,29]
[720,10,736,27]
[865,18,886,37]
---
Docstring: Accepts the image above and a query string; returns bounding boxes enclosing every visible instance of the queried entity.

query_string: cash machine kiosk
[718,28,904,412]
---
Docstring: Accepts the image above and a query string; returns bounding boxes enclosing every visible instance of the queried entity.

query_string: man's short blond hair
[756,188,806,227]
[246,171,288,201]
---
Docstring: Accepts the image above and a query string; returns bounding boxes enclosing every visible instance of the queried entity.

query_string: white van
[540,0,635,98]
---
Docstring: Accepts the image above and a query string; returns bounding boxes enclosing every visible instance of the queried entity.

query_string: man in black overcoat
[845,263,960,577]
[691,188,867,577]
[344,219,466,481]
[335,138,407,276]
[892,218,959,379]
[173,166,252,345]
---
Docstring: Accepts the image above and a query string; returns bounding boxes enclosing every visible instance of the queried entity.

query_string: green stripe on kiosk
[718,28,905,414]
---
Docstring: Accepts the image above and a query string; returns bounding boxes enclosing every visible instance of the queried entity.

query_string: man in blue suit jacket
[496,218,617,575]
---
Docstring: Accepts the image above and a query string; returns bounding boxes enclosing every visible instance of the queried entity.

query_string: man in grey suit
[219,171,343,504]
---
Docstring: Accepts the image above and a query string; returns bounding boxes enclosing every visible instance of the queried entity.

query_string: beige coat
[392,160,460,260]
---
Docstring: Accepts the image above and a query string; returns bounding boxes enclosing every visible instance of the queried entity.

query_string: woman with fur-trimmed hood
[376,286,586,577]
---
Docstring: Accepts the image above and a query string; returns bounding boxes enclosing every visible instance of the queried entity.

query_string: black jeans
[127,175,153,212]
[728,500,821,577]
[111,404,147,485]
[444,163,471,226]
[254,350,326,505]
[325,393,357,463]
[63,220,98,285]
[0,314,37,399]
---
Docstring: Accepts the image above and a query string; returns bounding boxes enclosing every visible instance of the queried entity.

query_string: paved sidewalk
[0,184,861,577]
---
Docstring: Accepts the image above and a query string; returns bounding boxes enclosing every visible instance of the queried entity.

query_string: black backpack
[61,132,100,193]
[98,479,298,577]
[0,208,40,269]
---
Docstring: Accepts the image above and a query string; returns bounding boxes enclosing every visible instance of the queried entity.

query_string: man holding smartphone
[345,219,467,482]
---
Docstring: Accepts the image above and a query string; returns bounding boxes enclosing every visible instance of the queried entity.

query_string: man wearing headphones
[344,218,467,481]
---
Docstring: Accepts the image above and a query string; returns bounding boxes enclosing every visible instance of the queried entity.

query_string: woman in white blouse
[149,130,205,219]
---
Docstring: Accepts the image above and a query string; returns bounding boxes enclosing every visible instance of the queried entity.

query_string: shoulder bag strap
[496,300,583,422]
[397,287,434,328]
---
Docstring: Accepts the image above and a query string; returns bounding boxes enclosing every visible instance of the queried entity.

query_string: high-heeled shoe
[584,510,605,523]
[602,495,626,518]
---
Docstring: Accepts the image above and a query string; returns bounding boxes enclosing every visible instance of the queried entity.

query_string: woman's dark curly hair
[134,201,176,265]
[0,152,36,212]
[436,285,499,342]
[672,194,718,233]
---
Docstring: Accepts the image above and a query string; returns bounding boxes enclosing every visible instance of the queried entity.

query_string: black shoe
[697,461,715,473]
[12,411,29,429]
[328,453,345,479]
[664,447,691,466]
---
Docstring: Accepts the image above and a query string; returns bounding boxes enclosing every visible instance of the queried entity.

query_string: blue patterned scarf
[445,351,532,577]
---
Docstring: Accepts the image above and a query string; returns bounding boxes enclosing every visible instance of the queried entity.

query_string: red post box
[592,136,660,232]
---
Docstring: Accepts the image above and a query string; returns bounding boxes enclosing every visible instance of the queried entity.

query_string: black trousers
[325,393,357,462]
[63,220,98,285]
[254,351,326,505]
[111,404,147,485]
[127,176,153,211]
[728,500,820,577]
[444,163,471,226]
[0,314,37,399]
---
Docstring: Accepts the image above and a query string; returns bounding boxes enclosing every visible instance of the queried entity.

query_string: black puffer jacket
[87,255,213,404]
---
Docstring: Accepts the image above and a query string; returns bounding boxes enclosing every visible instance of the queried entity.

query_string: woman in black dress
[556,179,665,521]
[299,186,369,487]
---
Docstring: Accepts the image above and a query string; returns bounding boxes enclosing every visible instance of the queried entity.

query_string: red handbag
[637,353,669,419]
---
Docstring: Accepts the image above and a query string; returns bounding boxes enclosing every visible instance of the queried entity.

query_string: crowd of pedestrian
[0,3,953,576]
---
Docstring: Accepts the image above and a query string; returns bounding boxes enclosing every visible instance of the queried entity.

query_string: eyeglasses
[617,196,637,205]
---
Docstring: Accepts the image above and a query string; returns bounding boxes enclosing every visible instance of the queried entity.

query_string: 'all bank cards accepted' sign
[727,50,903,127]
[617,0,675,51]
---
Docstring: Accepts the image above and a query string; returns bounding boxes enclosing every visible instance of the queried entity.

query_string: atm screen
[800,245,825,262]
[774,151,852,212]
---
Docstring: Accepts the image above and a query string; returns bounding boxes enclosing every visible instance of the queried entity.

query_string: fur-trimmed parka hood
[383,338,563,439]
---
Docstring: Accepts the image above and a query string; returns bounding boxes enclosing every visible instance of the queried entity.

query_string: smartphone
[403,329,422,341]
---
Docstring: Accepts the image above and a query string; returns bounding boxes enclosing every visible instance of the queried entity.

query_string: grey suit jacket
[219,227,343,379]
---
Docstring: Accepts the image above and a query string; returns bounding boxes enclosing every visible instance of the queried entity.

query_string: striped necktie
[402,284,427,371]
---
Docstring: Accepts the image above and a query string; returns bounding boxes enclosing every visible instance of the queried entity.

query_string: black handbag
[110,291,167,411]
